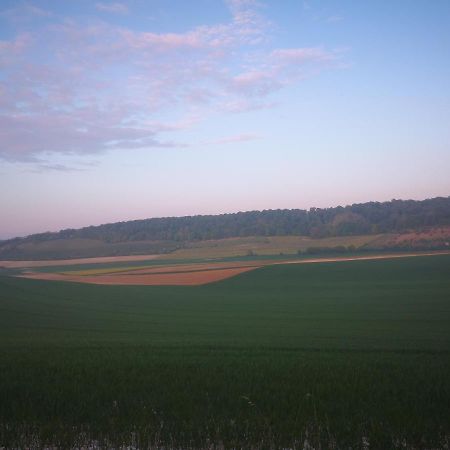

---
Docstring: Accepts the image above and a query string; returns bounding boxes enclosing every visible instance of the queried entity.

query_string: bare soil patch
[86,260,274,276]
[19,267,256,286]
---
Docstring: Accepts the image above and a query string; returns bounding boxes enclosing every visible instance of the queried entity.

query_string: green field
[1,255,449,448]
[158,235,386,260]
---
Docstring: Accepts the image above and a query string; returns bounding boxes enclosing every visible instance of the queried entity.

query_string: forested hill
[3,197,450,248]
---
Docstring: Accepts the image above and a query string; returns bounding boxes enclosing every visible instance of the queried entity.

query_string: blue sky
[1,0,449,238]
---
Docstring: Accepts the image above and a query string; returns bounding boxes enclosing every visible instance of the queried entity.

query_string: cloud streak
[201,133,261,146]
[95,3,129,14]
[0,1,341,163]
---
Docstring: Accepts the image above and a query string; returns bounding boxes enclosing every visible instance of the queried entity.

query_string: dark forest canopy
[4,196,450,246]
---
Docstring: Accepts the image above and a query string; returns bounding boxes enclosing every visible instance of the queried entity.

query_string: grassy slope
[0,234,393,261]
[1,237,179,260]
[2,231,448,261]
[0,255,449,448]
[159,234,386,260]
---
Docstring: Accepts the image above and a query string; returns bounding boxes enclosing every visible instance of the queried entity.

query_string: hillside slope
[1,196,449,260]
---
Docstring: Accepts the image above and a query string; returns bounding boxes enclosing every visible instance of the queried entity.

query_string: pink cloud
[231,71,282,97]
[272,47,336,64]
[0,0,342,164]
[0,33,31,64]
[120,29,203,51]
[221,99,277,113]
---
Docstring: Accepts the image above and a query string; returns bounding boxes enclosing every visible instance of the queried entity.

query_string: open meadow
[2,0,450,447]
[0,254,449,448]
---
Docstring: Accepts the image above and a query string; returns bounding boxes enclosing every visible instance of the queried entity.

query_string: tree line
[5,196,450,245]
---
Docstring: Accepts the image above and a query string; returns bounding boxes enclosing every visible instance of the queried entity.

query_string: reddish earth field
[19,266,257,286]
[105,260,272,276]
[15,251,450,286]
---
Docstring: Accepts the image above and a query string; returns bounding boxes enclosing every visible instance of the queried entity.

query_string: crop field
[158,235,387,260]
[0,254,449,448]
[11,250,450,286]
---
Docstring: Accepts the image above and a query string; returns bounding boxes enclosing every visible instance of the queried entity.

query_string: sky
[0,0,449,239]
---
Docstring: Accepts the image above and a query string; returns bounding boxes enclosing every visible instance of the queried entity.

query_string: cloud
[202,133,261,146]
[271,47,336,64]
[95,2,129,14]
[221,99,277,113]
[119,29,203,51]
[30,163,85,173]
[0,111,187,162]
[0,2,53,21]
[0,0,342,162]
[225,47,337,99]
[0,33,32,64]
[230,71,281,97]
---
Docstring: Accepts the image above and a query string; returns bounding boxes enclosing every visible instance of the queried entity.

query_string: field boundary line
[272,250,450,267]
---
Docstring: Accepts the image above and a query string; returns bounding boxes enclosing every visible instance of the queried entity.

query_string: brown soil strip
[18,267,256,286]
[96,260,275,276]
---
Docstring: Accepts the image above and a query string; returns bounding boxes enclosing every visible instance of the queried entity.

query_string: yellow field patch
[158,234,385,260]
[61,264,159,276]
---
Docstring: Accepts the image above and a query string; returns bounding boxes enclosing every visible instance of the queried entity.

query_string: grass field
[0,233,405,262]
[1,255,449,448]
[157,235,385,260]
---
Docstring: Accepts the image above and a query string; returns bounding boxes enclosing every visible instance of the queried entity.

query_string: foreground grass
[0,255,449,448]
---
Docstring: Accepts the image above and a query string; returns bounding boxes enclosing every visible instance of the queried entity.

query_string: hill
[1,196,450,260]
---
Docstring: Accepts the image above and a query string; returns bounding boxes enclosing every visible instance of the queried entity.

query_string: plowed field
[19,266,257,285]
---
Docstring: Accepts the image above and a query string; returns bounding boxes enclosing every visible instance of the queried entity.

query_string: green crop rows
[1,255,449,448]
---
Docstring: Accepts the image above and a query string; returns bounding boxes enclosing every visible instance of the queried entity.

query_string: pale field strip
[0,254,160,269]
[61,260,276,276]
[272,251,450,266]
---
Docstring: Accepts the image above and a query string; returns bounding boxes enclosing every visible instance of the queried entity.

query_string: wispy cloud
[31,163,86,173]
[271,47,336,63]
[201,133,261,146]
[0,0,342,162]
[95,2,129,15]
[0,2,53,26]
[0,32,32,63]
